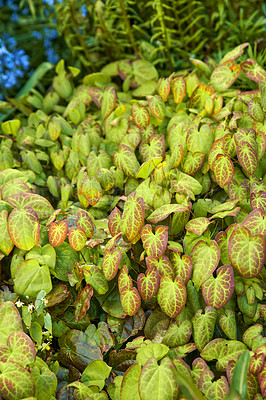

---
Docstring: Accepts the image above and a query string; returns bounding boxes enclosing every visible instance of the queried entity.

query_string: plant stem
[117,0,138,54]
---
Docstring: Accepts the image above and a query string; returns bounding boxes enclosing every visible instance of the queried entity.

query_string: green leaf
[173,370,206,400]
[190,240,220,290]
[82,175,103,206]
[225,351,250,400]
[81,360,111,390]
[200,338,247,371]
[248,100,264,123]
[147,95,165,120]
[131,103,150,128]
[171,77,186,104]
[158,276,187,318]
[74,284,93,322]
[0,331,36,367]
[58,329,102,371]
[136,343,169,366]
[114,144,140,177]
[147,203,189,224]
[136,157,163,179]
[139,135,165,162]
[192,307,217,352]
[0,361,35,400]
[240,59,266,82]
[228,225,265,278]
[120,363,141,400]
[236,141,258,175]
[68,227,87,251]
[14,259,52,298]
[202,265,234,310]
[185,217,211,236]
[31,359,57,400]
[7,193,54,221]
[84,265,109,295]
[0,302,22,347]
[210,63,241,91]
[49,220,68,247]
[120,194,144,242]
[1,119,21,136]
[218,309,237,340]
[0,210,14,255]
[163,319,192,347]
[158,77,170,101]
[213,154,234,188]
[1,179,31,202]
[137,266,160,302]
[139,357,179,400]
[8,206,40,251]
[76,209,94,238]
[103,248,122,281]
[120,287,141,316]
[141,224,168,258]
[170,252,192,284]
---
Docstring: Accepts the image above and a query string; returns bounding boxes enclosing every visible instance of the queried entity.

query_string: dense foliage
[0,42,265,400]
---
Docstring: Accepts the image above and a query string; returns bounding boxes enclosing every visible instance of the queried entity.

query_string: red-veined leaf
[146,255,175,278]
[210,63,241,91]
[242,208,266,236]
[131,103,150,128]
[236,141,258,175]
[76,210,94,238]
[141,224,168,258]
[103,248,122,281]
[147,95,165,120]
[202,265,234,310]
[170,252,192,284]
[101,87,116,119]
[228,225,265,278]
[240,59,266,82]
[185,217,211,235]
[74,284,93,322]
[213,154,234,188]
[158,77,170,101]
[114,144,140,177]
[158,276,187,318]
[0,210,14,255]
[120,286,141,316]
[120,193,144,242]
[68,227,87,251]
[171,77,186,104]
[82,175,103,206]
[8,206,40,251]
[49,220,68,247]
[139,135,165,162]
[147,203,189,224]
[137,266,160,302]
[108,207,122,237]
[118,265,133,293]
[7,193,54,221]
[190,240,220,290]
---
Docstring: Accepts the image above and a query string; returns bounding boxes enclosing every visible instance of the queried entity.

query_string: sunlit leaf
[8,206,40,251]
[120,286,141,316]
[202,265,234,310]
[103,248,122,280]
[137,266,160,302]
[158,276,187,318]
[49,220,68,247]
[120,193,144,242]
[68,227,87,251]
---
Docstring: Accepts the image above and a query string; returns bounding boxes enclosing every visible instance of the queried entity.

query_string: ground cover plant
[0,43,265,399]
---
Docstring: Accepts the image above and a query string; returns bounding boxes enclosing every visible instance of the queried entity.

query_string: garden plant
[0,2,265,400]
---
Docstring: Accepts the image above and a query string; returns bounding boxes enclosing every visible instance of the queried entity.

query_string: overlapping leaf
[101,87,116,119]
[192,307,217,352]
[120,194,144,242]
[103,248,122,281]
[120,287,141,316]
[68,227,87,251]
[171,77,186,104]
[228,225,265,278]
[7,193,54,221]
[0,210,13,255]
[137,267,160,302]
[158,276,187,318]
[213,154,234,188]
[8,206,40,251]
[236,141,258,175]
[76,210,94,238]
[49,220,68,247]
[131,103,150,128]
[114,144,140,177]
[202,265,234,309]
[141,224,168,258]
[170,252,192,284]
[147,203,189,224]
[190,240,220,290]
[82,175,103,206]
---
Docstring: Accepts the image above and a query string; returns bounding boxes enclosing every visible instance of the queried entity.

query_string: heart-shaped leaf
[242,208,266,236]
[147,95,165,120]
[139,135,165,162]
[81,360,111,390]
[236,141,258,175]
[228,225,265,278]
[8,206,40,251]
[68,227,87,251]
[147,203,189,224]
[146,256,175,278]
[120,194,144,242]
[1,179,31,201]
[171,77,186,104]
[210,63,241,91]
[120,287,141,316]
[170,252,192,284]
[136,343,169,366]
[202,265,234,310]
[0,302,23,347]
[131,103,150,128]
[137,266,160,302]
[218,310,237,340]
[240,59,266,82]
[118,265,133,292]
[74,284,93,322]
[14,259,52,298]
[103,248,122,281]
[213,154,234,188]
[158,276,187,318]
[0,210,13,255]
[163,319,192,347]
[0,361,35,400]
[49,220,68,247]
[201,338,247,371]
[139,357,179,400]
[76,210,94,238]
[0,330,36,367]
[84,265,109,295]
[141,224,168,258]
[114,144,140,177]
[108,207,122,237]
[185,217,211,235]
[7,193,54,221]
[158,77,170,101]
[190,240,220,290]
[182,151,205,175]
[192,307,217,352]
[82,175,103,206]
[101,87,116,119]
[120,362,141,400]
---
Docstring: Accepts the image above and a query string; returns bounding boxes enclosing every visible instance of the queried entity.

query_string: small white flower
[28,303,35,313]
[15,300,24,308]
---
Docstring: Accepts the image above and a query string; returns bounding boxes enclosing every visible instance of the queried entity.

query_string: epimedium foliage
[0,43,265,399]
